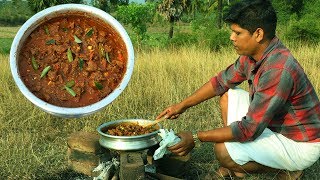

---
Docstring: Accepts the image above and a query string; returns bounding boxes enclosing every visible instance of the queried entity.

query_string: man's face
[229,23,258,57]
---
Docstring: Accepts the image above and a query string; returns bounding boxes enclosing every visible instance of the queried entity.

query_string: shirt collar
[251,36,280,73]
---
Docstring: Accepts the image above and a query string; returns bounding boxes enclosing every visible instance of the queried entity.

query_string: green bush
[205,29,231,51]
[0,1,33,26]
[168,32,198,47]
[191,14,231,51]
[285,15,320,44]
[116,3,156,46]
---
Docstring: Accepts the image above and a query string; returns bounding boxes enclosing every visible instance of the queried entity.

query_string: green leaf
[65,80,75,88]
[31,56,39,70]
[86,28,94,37]
[79,58,84,70]
[74,35,82,43]
[40,66,51,78]
[46,39,55,45]
[94,81,103,90]
[65,86,76,97]
[67,48,73,62]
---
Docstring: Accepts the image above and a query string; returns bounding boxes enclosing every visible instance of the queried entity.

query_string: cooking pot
[10,4,134,118]
[97,119,162,151]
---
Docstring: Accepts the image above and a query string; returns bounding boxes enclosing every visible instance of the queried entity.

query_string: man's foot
[276,170,303,180]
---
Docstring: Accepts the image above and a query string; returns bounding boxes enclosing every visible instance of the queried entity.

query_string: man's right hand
[156,103,187,120]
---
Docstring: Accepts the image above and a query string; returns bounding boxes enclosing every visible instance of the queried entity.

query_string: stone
[67,131,111,177]
[67,131,103,154]
[119,152,145,180]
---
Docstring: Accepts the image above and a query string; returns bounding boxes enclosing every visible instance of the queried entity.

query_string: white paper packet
[153,129,181,160]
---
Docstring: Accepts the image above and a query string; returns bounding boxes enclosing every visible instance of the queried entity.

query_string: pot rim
[10,4,134,118]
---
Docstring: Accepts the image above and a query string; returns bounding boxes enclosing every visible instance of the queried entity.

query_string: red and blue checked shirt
[210,37,320,142]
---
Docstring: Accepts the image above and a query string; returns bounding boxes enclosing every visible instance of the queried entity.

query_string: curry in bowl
[18,15,127,107]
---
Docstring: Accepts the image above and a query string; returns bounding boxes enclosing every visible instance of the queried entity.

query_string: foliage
[206,29,230,51]
[116,3,156,48]
[285,15,320,44]
[168,32,198,47]
[282,0,320,43]
[91,0,128,12]
[0,0,33,26]
[191,13,230,51]
[27,0,82,13]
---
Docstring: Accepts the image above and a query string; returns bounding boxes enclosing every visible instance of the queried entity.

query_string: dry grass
[0,42,319,179]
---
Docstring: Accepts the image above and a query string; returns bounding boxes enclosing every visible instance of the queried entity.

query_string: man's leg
[216,91,303,179]
[219,92,228,127]
[214,142,303,179]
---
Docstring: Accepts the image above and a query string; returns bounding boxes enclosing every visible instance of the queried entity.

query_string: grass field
[0,26,319,179]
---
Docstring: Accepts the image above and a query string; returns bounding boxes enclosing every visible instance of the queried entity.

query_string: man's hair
[224,0,277,40]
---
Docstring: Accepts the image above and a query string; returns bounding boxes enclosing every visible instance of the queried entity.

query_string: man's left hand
[167,131,195,156]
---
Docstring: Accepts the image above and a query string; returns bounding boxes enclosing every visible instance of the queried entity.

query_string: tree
[116,3,156,49]
[157,0,188,39]
[27,0,82,13]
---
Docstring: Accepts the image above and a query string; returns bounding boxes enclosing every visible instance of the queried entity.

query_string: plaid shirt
[211,37,320,142]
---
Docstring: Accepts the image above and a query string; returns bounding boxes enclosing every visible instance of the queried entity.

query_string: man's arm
[157,81,219,119]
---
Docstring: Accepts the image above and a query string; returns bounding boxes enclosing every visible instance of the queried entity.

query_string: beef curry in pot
[19,15,127,107]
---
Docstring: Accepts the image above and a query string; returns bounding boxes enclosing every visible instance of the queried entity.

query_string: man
[156,0,320,179]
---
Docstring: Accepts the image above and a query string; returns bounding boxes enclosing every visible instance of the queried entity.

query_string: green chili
[105,52,111,64]
[40,66,51,78]
[31,56,39,70]
[65,80,75,88]
[44,26,49,35]
[94,81,103,90]
[46,39,55,45]
[67,48,73,62]
[74,35,82,43]
[99,43,105,57]
[86,28,93,37]
[65,86,76,97]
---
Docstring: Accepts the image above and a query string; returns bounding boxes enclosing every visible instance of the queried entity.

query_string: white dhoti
[224,88,320,171]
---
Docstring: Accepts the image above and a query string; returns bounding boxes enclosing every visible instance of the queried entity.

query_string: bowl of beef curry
[10,4,134,118]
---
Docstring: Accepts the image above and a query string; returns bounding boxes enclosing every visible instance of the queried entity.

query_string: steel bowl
[97,119,162,151]
[9,4,134,118]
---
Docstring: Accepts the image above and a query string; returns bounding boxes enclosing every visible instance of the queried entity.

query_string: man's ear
[254,28,264,43]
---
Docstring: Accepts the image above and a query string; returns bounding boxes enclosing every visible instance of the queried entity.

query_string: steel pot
[10,4,134,118]
[97,119,162,151]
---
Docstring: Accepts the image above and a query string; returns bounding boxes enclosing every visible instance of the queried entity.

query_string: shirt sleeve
[230,68,294,142]
[210,57,247,96]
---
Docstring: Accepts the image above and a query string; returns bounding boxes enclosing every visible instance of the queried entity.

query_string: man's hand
[156,103,186,120]
[167,131,195,156]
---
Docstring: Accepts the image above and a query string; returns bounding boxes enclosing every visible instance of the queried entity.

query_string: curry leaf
[74,35,82,43]
[46,39,55,45]
[94,81,103,90]
[79,58,84,70]
[86,28,93,37]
